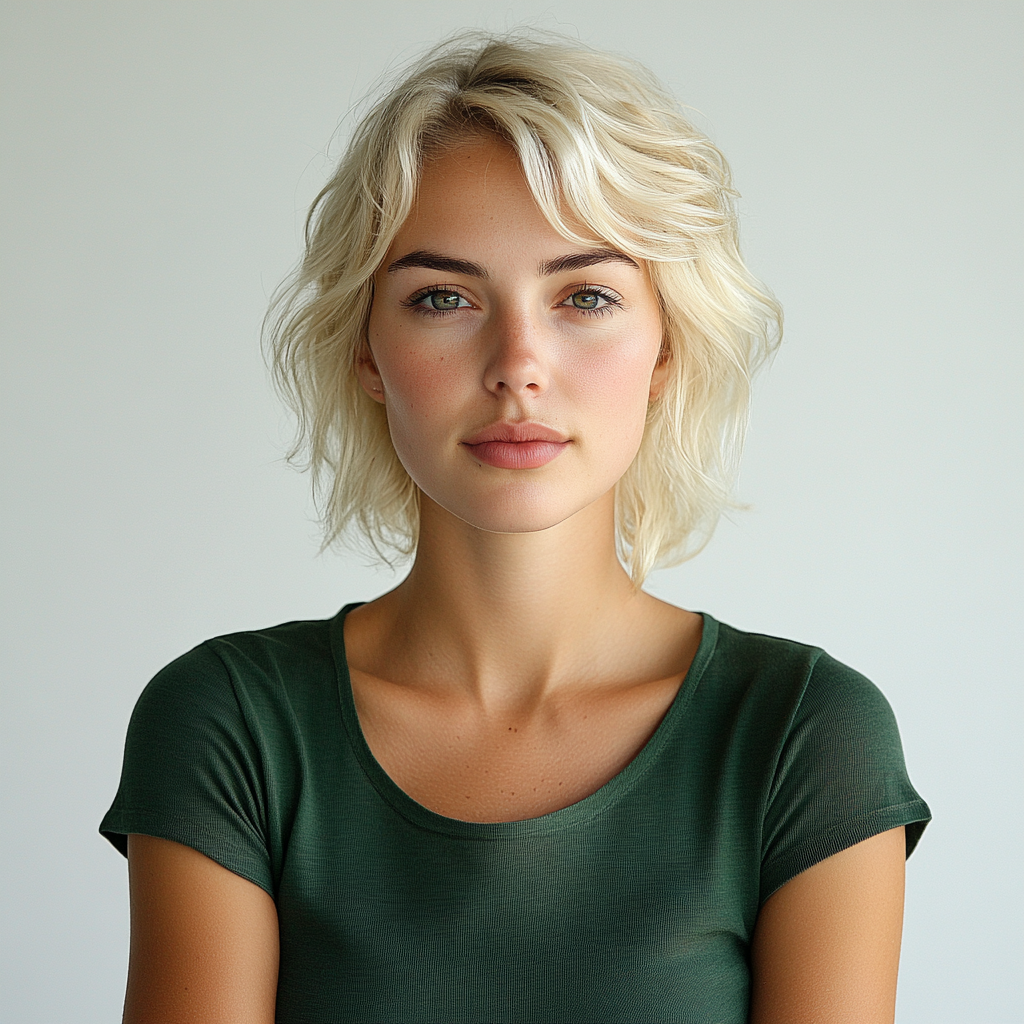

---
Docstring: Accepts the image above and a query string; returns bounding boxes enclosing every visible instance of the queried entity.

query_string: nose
[482,308,549,396]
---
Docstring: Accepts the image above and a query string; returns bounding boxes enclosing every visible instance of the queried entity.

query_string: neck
[366,490,654,709]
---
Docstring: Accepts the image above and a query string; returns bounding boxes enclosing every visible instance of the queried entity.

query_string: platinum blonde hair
[266,30,781,584]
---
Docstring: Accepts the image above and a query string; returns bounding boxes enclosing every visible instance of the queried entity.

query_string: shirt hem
[99,809,275,898]
[759,798,932,906]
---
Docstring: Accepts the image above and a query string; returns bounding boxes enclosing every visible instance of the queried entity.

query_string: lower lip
[463,440,570,469]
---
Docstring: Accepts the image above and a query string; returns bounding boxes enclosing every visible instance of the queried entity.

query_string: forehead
[390,136,606,263]
[410,137,544,229]
[419,135,525,194]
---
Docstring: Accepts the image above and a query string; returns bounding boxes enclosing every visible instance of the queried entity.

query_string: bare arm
[124,834,279,1024]
[750,825,906,1024]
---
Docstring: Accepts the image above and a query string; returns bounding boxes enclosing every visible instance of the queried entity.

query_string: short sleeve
[759,653,931,904]
[99,643,274,896]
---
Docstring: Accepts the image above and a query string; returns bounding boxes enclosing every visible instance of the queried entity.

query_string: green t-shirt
[101,606,930,1024]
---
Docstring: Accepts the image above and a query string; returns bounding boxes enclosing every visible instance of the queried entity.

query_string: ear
[648,341,671,402]
[356,341,386,404]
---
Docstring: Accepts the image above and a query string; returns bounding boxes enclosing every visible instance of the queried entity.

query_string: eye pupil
[573,292,599,309]
[430,291,461,310]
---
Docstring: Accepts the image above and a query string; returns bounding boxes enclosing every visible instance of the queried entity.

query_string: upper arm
[750,826,906,1024]
[125,834,279,1024]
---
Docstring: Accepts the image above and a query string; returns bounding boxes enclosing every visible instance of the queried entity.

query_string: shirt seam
[755,645,825,873]
[760,797,931,878]
[197,640,276,859]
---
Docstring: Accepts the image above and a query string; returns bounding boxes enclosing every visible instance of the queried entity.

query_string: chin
[458,509,575,535]
[429,481,612,536]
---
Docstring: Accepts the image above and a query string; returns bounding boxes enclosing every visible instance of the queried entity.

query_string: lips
[461,421,571,470]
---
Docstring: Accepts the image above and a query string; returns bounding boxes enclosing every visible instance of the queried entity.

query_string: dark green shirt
[101,606,930,1023]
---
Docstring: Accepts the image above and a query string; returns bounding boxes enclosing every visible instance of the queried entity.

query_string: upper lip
[462,421,570,445]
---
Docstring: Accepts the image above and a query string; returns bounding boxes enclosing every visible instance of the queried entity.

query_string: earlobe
[648,344,672,402]
[356,342,386,404]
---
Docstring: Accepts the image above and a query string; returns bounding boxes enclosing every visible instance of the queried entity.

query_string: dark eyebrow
[386,247,639,279]
[540,249,639,276]
[387,250,488,278]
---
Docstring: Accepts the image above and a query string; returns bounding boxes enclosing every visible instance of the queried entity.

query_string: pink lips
[461,421,571,470]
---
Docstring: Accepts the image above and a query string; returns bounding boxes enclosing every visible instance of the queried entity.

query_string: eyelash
[402,284,469,318]
[563,285,623,318]
[402,284,624,318]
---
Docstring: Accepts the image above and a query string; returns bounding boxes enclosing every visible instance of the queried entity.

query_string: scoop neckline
[329,603,718,839]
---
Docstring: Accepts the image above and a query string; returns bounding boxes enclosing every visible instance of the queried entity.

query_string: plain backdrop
[1,2,1021,1021]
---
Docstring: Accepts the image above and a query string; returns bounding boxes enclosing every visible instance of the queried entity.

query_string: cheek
[566,341,658,451]
[372,337,469,463]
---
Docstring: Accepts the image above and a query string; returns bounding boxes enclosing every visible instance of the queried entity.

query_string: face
[362,136,668,535]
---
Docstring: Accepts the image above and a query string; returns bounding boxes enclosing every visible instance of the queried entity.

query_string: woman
[101,31,930,1023]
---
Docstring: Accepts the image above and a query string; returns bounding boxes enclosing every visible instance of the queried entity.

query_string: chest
[274,739,759,1024]
[349,668,685,822]
[275,821,755,1023]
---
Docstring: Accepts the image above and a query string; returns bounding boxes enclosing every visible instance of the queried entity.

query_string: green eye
[571,291,601,309]
[429,291,463,310]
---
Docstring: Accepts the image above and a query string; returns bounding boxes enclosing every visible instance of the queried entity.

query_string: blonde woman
[101,31,930,1024]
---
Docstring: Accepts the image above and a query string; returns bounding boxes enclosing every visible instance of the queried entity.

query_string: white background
[2,2,1021,1021]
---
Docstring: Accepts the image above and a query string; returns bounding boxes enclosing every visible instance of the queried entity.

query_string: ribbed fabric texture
[101,607,930,1024]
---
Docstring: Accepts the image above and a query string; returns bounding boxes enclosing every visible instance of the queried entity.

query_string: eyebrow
[539,249,639,275]
[387,250,488,277]
[386,247,639,278]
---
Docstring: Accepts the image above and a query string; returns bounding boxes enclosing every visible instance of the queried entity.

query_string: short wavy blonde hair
[266,30,781,584]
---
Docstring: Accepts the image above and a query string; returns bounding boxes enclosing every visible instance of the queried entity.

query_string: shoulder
[146,614,338,693]
[204,614,337,672]
[697,616,914,791]
[706,616,891,720]
[709,617,822,676]
[128,612,343,744]
[697,619,932,900]
[107,614,344,835]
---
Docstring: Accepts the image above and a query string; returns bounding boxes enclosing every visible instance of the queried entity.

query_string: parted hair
[265,30,781,584]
